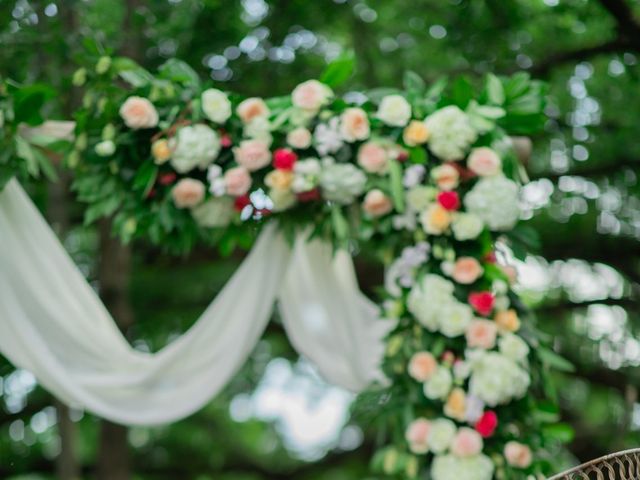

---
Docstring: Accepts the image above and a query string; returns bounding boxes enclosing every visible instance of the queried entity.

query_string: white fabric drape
[0,179,391,426]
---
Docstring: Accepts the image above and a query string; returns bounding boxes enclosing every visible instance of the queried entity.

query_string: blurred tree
[0,0,639,478]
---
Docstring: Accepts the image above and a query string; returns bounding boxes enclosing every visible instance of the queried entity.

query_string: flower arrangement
[10,54,571,478]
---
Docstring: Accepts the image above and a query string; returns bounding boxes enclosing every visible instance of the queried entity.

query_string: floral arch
[0,55,572,479]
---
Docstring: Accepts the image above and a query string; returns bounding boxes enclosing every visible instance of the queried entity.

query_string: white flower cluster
[467,350,530,406]
[464,176,520,231]
[319,162,367,204]
[424,106,477,161]
[385,242,430,296]
[170,124,221,173]
[407,274,473,337]
[431,453,494,480]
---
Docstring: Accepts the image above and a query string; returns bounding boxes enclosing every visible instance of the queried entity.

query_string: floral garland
[19,55,571,478]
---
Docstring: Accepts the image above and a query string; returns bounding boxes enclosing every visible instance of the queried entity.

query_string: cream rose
[403,120,430,146]
[408,351,438,382]
[201,88,232,123]
[236,97,270,124]
[466,319,498,350]
[119,96,159,129]
[421,204,452,235]
[151,139,171,164]
[233,139,271,171]
[340,107,370,142]
[172,178,205,209]
[494,309,521,332]
[452,257,484,284]
[431,164,460,191]
[450,428,483,458]
[504,441,533,469]
[444,387,467,421]
[291,80,333,112]
[377,94,412,127]
[286,127,312,149]
[224,166,252,196]
[357,142,389,174]
[265,169,294,191]
[468,147,502,177]
[363,189,393,217]
[405,418,431,454]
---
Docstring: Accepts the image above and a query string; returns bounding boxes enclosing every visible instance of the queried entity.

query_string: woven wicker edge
[547,448,640,479]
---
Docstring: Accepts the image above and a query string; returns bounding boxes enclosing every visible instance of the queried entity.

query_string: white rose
[498,333,530,363]
[287,127,312,149]
[201,88,232,123]
[464,176,520,231]
[467,147,502,177]
[170,124,221,173]
[451,212,484,241]
[244,116,273,145]
[427,419,457,454]
[292,80,333,112]
[377,94,412,127]
[438,302,473,338]
[424,367,453,400]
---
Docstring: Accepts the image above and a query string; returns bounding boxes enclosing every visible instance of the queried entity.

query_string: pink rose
[452,257,484,284]
[450,428,483,458]
[119,96,159,129]
[236,97,270,124]
[405,418,431,454]
[465,319,498,349]
[286,127,312,149]
[357,142,389,174]
[340,107,370,142]
[408,351,438,382]
[224,166,252,196]
[467,147,502,177]
[504,441,533,469]
[431,163,460,191]
[291,80,333,112]
[172,178,205,208]
[233,139,271,171]
[363,189,393,217]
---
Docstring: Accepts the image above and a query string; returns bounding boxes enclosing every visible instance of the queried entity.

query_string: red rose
[297,188,321,203]
[158,172,177,186]
[469,291,495,316]
[484,251,497,263]
[437,191,461,211]
[475,411,498,438]
[234,194,252,211]
[273,148,298,170]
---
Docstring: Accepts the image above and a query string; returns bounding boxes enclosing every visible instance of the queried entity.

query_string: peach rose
[494,309,521,332]
[291,80,333,112]
[151,139,171,164]
[451,428,483,458]
[420,204,452,235]
[403,120,430,146]
[233,139,271,171]
[265,170,294,191]
[452,257,484,284]
[431,164,460,191]
[468,147,502,177]
[408,351,438,382]
[405,418,431,454]
[465,319,498,349]
[444,387,467,421]
[340,107,370,142]
[224,166,252,196]
[362,189,393,217]
[286,127,312,149]
[504,441,533,468]
[119,96,159,129]
[236,97,270,124]
[357,142,389,174]
[172,178,205,208]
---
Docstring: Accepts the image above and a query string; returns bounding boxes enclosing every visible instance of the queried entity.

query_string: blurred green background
[1,0,640,478]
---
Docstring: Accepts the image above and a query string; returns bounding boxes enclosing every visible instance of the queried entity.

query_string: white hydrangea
[407,274,455,331]
[468,351,530,407]
[464,176,521,231]
[201,88,231,123]
[439,302,473,338]
[498,333,530,363]
[427,419,457,454]
[170,124,221,173]
[424,367,453,400]
[424,106,478,161]
[451,212,484,241]
[191,197,234,228]
[244,116,273,145]
[319,163,366,204]
[292,158,322,193]
[314,117,344,156]
[431,454,494,480]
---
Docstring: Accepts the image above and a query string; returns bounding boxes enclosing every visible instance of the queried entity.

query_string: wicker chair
[549,449,640,479]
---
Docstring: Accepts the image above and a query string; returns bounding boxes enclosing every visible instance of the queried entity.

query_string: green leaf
[542,423,575,443]
[403,71,425,94]
[15,136,39,177]
[426,77,448,99]
[10,84,56,126]
[388,159,405,213]
[158,59,201,89]
[486,73,505,105]
[119,69,154,88]
[408,147,427,164]
[450,76,474,108]
[31,147,58,182]
[331,205,349,242]
[367,88,403,104]
[537,346,575,373]
[84,196,121,225]
[132,161,158,197]
[320,54,355,88]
